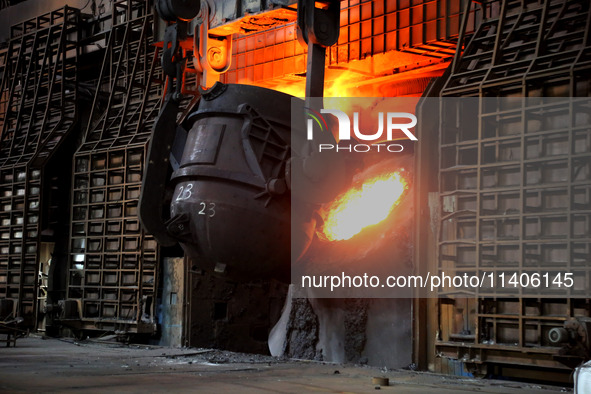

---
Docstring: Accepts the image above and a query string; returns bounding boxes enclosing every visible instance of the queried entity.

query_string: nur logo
[305,108,329,140]
[305,108,418,153]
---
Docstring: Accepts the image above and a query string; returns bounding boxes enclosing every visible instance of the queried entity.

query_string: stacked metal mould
[425,0,591,382]
[0,7,80,327]
[65,0,163,335]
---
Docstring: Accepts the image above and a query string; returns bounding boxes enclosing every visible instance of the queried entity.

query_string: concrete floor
[0,336,571,393]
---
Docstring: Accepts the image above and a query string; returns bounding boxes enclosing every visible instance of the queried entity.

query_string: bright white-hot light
[319,172,407,242]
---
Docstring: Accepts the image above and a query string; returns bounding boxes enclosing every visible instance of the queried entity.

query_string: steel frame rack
[65,1,163,335]
[433,0,591,378]
[0,6,80,327]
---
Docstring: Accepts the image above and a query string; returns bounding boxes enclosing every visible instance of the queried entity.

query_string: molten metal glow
[319,172,407,242]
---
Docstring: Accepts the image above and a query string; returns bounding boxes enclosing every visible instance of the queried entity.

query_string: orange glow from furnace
[318,172,407,242]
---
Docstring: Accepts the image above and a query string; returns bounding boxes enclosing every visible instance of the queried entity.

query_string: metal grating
[432,0,591,377]
[442,0,591,95]
[66,1,163,334]
[0,7,79,326]
[222,0,483,85]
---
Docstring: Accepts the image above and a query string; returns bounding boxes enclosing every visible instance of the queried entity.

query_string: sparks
[318,172,407,242]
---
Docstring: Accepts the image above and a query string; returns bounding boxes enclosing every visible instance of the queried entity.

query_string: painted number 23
[198,202,215,217]
[175,184,193,201]
[175,184,215,217]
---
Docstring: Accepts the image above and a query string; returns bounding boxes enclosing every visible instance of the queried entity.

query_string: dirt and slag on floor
[0,336,571,393]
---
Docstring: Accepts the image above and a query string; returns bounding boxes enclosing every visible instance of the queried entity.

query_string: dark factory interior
[0,0,590,392]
